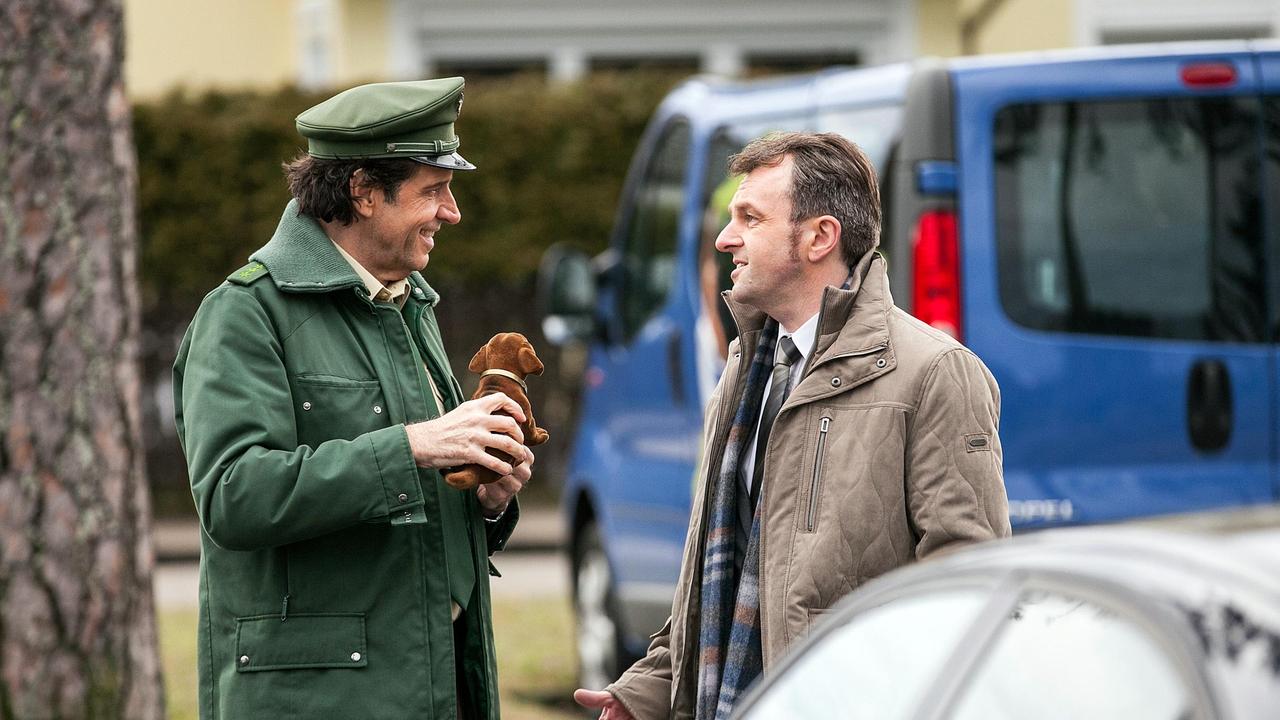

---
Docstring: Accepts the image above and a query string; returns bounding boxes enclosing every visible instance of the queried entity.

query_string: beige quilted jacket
[608,252,1011,720]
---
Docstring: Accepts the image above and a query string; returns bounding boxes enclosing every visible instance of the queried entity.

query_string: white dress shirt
[740,312,819,495]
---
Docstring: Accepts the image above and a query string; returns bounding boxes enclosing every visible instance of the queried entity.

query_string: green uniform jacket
[173,200,518,719]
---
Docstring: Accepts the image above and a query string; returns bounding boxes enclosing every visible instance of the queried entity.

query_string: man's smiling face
[714,156,804,316]
[360,163,461,284]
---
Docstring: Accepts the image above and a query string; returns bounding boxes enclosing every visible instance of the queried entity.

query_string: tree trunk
[0,1,164,718]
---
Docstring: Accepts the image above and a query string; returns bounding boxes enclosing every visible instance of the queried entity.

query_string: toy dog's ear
[517,345,544,376]
[468,344,489,373]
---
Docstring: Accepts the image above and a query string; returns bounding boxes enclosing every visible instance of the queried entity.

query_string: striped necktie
[750,335,802,508]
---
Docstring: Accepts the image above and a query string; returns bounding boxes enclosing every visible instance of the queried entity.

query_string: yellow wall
[125,0,298,98]
[335,0,391,87]
[917,0,964,57]
[960,0,1074,55]
[125,0,1081,98]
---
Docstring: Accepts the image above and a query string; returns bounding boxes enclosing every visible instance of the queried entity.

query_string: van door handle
[1186,359,1232,453]
[667,330,685,407]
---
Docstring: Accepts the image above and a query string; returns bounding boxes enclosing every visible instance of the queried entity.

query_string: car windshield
[949,589,1194,720]
[741,589,988,720]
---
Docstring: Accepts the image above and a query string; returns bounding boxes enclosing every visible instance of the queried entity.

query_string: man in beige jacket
[575,132,1010,720]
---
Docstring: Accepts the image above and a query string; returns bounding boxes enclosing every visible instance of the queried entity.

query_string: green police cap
[296,77,475,171]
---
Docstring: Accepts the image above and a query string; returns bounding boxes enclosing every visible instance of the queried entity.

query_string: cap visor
[411,152,476,171]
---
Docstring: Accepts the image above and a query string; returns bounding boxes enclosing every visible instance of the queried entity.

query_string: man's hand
[476,445,534,516]
[573,689,634,720]
[405,393,527,476]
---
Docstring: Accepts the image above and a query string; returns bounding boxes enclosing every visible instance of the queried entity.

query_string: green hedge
[136,71,683,515]
[133,71,682,318]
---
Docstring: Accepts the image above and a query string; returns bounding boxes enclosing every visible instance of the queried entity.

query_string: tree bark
[0,1,164,718]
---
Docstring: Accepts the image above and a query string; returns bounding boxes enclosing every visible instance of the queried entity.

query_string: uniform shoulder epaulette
[227,261,270,286]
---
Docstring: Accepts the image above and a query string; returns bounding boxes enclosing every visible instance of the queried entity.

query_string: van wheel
[573,521,625,691]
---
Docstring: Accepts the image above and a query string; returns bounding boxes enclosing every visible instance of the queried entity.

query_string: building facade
[124,0,1280,97]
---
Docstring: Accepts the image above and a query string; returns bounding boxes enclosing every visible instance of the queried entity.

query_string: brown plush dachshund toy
[444,332,550,490]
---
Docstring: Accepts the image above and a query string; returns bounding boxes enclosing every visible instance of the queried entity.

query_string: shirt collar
[783,312,820,362]
[330,239,410,305]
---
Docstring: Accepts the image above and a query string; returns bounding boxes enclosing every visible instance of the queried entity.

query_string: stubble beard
[732,225,805,317]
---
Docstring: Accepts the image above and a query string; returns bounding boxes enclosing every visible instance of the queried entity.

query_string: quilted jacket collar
[722,249,889,361]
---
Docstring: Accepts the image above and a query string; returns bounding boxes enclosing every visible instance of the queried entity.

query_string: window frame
[990,93,1268,344]
[735,571,1013,720]
[736,568,1219,720]
[612,116,694,344]
[920,571,1219,720]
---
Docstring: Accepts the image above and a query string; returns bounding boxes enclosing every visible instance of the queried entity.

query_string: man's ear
[517,346,545,376]
[807,215,843,263]
[349,169,377,220]
[468,345,489,373]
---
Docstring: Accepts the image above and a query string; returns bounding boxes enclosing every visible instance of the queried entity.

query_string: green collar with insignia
[242,199,440,306]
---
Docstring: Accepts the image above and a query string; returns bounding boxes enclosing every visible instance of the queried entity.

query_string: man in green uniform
[173,78,530,719]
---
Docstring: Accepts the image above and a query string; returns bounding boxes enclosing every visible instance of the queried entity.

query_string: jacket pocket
[235,612,367,672]
[803,415,832,533]
[293,375,387,444]
[805,606,831,634]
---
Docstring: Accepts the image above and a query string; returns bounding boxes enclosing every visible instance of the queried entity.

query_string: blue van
[538,41,1280,689]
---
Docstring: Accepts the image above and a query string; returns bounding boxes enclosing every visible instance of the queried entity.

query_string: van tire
[573,521,628,692]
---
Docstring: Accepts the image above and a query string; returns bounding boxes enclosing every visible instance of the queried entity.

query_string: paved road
[154,549,570,609]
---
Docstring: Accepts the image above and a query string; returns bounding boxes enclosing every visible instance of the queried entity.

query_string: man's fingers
[573,689,613,709]
[519,445,535,466]
[481,432,526,461]
[484,413,524,444]
[480,392,526,423]
[473,452,514,478]
[509,460,532,485]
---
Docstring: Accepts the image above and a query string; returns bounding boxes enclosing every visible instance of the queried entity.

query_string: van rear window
[993,97,1264,342]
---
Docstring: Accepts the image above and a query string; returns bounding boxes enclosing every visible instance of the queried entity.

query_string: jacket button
[302,401,312,411]
[413,287,425,298]
[350,652,362,662]
[398,493,409,503]
[876,358,887,368]
[373,405,383,414]
[830,377,842,387]
[239,655,249,666]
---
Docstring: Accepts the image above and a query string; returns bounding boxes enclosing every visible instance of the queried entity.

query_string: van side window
[1267,97,1280,340]
[993,97,1264,342]
[619,119,691,341]
[817,104,904,263]
[817,104,902,174]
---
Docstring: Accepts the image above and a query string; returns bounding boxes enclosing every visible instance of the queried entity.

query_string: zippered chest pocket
[802,415,832,533]
[795,404,909,536]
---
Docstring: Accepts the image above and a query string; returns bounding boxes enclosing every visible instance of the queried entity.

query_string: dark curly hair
[282,154,419,225]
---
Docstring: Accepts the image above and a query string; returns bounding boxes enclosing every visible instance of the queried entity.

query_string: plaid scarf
[696,318,779,720]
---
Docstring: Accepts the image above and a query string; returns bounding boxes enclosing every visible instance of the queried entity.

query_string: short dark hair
[729,132,881,263]
[282,154,419,224]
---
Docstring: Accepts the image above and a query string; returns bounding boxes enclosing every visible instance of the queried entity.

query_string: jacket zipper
[806,417,831,532]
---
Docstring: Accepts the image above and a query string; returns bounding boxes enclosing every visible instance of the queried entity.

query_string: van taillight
[1180,62,1237,88]
[912,210,961,340]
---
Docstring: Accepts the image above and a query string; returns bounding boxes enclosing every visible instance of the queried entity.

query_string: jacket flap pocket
[292,375,388,441]
[235,612,366,672]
